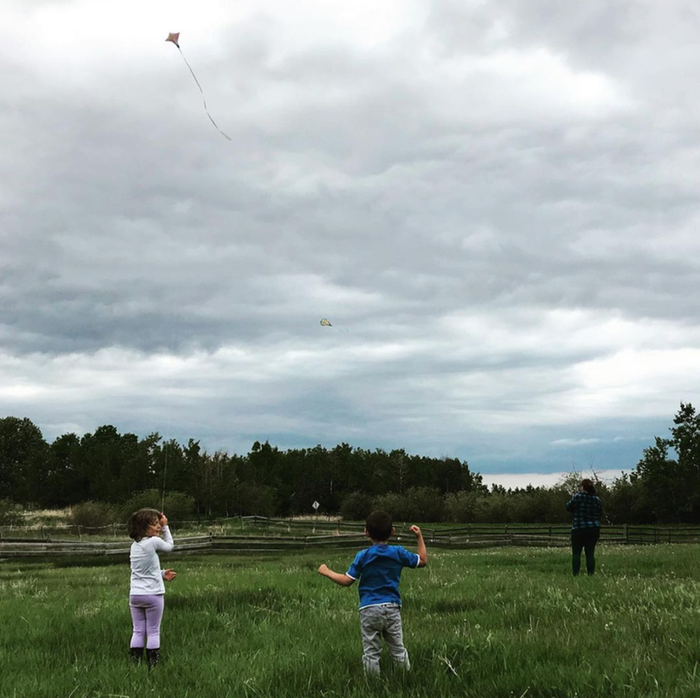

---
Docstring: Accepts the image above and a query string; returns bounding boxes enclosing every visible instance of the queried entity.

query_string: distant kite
[320,318,348,332]
[165,32,232,141]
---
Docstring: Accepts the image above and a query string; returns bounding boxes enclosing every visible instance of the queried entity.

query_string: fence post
[78,525,82,541]
[668,529,671,544]
[623,524,628,544]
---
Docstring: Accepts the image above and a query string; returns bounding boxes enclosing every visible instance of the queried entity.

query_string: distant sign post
[312,500,320,532]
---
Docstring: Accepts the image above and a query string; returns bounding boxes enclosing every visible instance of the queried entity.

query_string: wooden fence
[0,535,212,558]
[1,517,700,558]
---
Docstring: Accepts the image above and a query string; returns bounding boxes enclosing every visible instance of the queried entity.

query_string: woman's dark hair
[580,479,596,495]
[128,508,160,541]
[366,510,393,541]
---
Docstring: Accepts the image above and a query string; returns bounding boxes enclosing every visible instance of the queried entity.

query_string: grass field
[1,544,699,698]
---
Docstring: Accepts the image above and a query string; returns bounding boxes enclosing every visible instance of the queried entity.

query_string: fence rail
[1,518,700,558]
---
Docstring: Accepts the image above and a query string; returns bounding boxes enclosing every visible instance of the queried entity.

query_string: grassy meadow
[1,544,699,698]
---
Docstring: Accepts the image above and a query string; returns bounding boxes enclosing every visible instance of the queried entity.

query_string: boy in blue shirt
[318,510,428,675]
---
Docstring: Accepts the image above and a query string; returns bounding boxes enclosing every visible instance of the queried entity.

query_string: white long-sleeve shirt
[129,526,174,595]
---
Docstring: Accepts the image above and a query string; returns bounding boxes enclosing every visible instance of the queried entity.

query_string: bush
[120,490,195,524]
[373,488,445,523]
[373,493,410,522]
[471,493,512,523]
[444,491,474,523]
[405,487,444,522]
[339,492,374,521]
[0,499,24,526]
[233,483,277,518]
[68,501,117,530]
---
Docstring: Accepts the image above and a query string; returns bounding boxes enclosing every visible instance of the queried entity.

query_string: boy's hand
[163,569,177,581]
[410,525,428,567]
[318,564,329,576]
[159,512,168,527]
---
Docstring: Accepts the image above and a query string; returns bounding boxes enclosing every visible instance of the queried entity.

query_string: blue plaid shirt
[566,492,603,529]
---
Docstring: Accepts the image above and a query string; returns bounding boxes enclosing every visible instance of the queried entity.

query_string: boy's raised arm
[410,525,428,567]
[318,563,354,586]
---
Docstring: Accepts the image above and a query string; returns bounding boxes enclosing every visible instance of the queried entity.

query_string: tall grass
[0,545,699,697]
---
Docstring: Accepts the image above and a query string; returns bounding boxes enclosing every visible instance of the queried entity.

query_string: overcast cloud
[1,0,698,485]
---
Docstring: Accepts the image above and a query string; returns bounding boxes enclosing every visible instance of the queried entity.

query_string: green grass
[1,545,699,697]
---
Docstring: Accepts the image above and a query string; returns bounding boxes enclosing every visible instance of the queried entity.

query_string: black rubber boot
[146,648,160,670]
[129,647,144,665]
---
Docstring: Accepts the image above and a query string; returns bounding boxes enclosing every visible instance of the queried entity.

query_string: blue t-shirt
[346,543,420,609]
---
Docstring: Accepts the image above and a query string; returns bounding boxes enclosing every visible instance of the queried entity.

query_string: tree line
[0,402,697,524]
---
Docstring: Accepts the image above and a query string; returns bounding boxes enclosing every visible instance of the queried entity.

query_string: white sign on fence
[312,501,320,511]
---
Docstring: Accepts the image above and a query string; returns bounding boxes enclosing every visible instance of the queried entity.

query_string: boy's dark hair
[366,510,393,541]
[580,479,596,495]
[128,508,160,542]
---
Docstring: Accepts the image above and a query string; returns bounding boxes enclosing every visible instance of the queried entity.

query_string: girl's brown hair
[128,508,161,541]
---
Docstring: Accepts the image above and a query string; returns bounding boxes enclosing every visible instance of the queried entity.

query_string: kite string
[177,46,232,141]
[161,321,178,513]
[161,444,168,513]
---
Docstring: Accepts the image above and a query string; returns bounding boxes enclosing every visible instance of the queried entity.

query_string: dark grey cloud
[1,0,698,474]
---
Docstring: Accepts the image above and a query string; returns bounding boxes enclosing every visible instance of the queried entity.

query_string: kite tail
[177,47,232,141]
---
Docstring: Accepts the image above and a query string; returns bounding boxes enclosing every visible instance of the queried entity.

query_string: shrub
[339,492,374,521]
[120,490,195,524]
[444,491,474,523]
[471,493,512,523]
[372,493,410,523]
[405,487,444,522]
[230,483,277,517]
[67,501,117,530]
[0,499,24,527]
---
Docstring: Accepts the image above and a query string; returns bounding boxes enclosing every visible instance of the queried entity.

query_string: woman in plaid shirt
[566,479,603,576]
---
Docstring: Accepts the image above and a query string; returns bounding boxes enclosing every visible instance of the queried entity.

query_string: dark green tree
[632,402,700,522]
[0,417,48,502]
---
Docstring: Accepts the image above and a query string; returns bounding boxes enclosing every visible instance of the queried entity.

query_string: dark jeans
[571,526,600,576]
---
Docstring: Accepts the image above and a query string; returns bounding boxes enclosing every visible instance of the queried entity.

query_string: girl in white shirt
[127,509,176,669]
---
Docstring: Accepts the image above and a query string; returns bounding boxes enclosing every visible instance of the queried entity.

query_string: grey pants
[359,604,410,675]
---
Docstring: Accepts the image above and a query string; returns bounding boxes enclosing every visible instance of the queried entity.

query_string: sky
[1,0,698,487]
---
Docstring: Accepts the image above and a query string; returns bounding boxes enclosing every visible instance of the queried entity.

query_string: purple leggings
[129,594,164,650]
